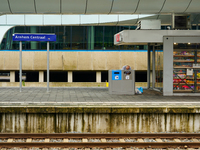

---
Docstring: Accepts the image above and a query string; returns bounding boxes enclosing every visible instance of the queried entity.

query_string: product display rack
[173,45,200,93]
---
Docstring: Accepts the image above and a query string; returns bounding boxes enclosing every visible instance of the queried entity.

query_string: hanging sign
[116,33,122,42]
[13,34,56,41]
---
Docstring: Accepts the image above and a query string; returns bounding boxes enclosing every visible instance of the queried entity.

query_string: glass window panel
[94,26,103,50]
[104,26,115,50]
[1,25,149,51]
[62,26,71,50]
[72,26,86,50]
[173,43,199,93]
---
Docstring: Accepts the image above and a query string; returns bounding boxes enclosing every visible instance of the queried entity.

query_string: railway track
[0,133,200,149]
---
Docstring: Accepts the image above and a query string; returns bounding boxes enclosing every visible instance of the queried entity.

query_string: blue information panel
[13,34,56,41]
[112,70,122,80]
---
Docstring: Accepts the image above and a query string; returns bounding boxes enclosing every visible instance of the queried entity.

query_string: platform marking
[1,102,200,104]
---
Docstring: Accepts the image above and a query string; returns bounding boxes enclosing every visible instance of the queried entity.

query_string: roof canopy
[0,0,199,14]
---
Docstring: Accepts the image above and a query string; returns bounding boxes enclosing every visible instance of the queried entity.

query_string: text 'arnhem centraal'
[14,35,46,39]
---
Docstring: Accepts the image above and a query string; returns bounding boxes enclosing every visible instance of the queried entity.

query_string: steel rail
[0,134,200,148]
[0,133,200,138]
[0,142,200,148]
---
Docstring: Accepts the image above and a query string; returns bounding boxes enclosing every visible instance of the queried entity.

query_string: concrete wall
[0,51,154,71]
[0,113,199,133]
[0,107,199,133]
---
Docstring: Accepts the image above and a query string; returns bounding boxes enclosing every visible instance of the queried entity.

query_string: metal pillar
[19,41,22,92]
[172,13,175,30]
[47,41,49,92]
[152,45,155,88]
[147,44,151,89]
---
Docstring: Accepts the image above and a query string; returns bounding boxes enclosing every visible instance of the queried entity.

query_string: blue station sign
[12,34,56,42]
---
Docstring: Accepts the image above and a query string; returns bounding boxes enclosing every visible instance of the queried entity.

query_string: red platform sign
[116,33,121,42]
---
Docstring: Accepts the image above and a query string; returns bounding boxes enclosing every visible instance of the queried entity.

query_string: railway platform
[0,87,199,107]
[0,87,200,133]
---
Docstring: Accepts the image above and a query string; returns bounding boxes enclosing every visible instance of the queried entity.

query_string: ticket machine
[109,70,135,94]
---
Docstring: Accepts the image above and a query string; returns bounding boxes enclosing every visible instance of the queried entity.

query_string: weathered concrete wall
[0,51,155,71]
[0,113,199,133]
[0,107,199,133]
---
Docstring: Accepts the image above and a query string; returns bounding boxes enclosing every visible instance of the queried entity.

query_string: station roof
[0,0,200,26]
[0,0,199,15]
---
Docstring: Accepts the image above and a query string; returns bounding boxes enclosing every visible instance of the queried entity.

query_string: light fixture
[188,42,191,45]
[174,43,176,45]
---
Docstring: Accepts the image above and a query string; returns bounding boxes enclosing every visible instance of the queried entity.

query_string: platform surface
[0,87,199,107]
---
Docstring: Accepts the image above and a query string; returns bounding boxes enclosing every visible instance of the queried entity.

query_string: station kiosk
[108,70,135,94]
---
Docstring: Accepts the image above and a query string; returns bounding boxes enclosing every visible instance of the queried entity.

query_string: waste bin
[108,70,135,94]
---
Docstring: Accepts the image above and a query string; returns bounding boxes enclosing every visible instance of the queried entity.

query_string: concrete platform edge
[0,106,199,113]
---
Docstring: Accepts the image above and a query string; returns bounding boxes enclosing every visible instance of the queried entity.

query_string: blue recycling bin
[112,70,122,80]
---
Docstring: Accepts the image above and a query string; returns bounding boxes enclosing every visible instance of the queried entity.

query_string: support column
[163,37,174,96]
[147,44,151,89]
[30,26,37,49]
[39,71,44,82]
[19,41,22,92]
[152,45,155,88]
[68,71,73,82]
[47,41,49,92]
[96,71,101,83]
[172,13,175,30]
[10,71,15,82]
[150,71,153,82]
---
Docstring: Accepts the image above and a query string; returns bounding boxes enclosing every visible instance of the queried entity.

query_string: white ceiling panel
[119,15,138,21]
[111,0,139,14]
[44,15,61,25]
[0,0,11,14]
[80,15,98,25]
[86,0,112,14]
[117,19,138,25]
[99,15,118,25]
[138,14,157,19]
[62,0,86,14]
[0,15,6,24]
[99,15,118,23]
[185,0,200,13]
[118,14,158,25]
[137,14,158,22]
[9,0,35,13]
[7,15,25,25]
[161,0,191,13]
[62,15,80,25]
[35,0,60,13]
[25,15,43,25]
[136,0,165,13]
[118,15,139,25]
